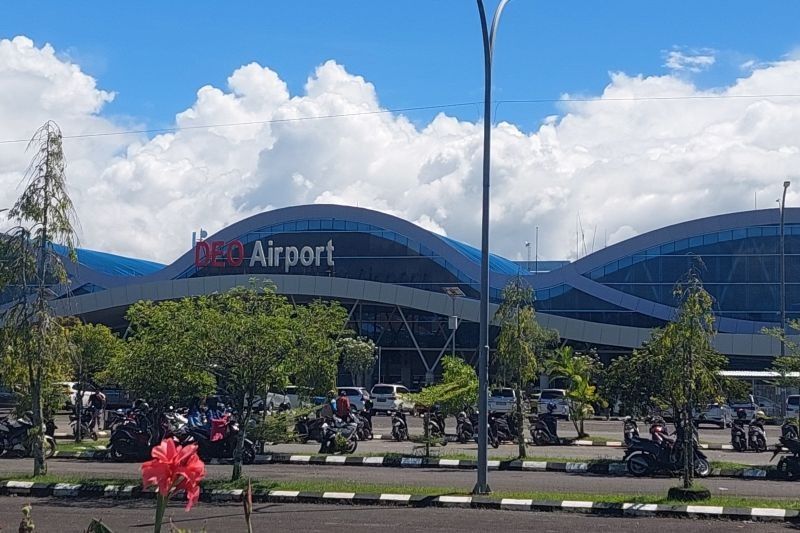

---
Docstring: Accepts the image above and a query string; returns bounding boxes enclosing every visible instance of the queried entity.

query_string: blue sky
[4,1,799,133]
[3,2,800,262]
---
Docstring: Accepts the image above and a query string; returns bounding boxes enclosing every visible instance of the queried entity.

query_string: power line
[2,92,800,146]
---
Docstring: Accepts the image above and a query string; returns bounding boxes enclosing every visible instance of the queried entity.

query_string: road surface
[0,499,792,532]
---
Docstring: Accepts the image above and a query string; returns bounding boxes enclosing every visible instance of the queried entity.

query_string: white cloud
[664,47,717,73]
[2,36,800,266]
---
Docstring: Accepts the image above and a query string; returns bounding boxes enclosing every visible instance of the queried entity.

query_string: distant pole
[535,226,539,274]
[475,0,511,495]
[525,241,531,271]
[780,180,791,357]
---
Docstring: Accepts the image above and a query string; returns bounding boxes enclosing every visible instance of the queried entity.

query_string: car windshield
[540,390,565,400]
[372,386,394,395]
[789,396,800,406]
[339,389,360,396]
[490,389,514,397]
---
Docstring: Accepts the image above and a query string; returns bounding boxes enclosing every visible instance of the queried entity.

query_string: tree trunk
[423,412,431,458]
[31,364,45,476]
[571,402,581,436]
[515,385,526,458]
[231,392,251,481]
[74,370,83,442]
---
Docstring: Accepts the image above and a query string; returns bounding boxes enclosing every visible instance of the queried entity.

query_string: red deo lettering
[227,240,244,267]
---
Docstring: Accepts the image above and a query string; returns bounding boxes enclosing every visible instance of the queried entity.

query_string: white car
[787,395,799,419]
[370,384,414,414]
[252,391,289,411]
[697,403,732,428]
[538,389,570,419]
[337,387,370,411]
[54,382,93,410]
[488,388,516,413]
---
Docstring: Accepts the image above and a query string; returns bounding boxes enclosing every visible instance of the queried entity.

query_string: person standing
[335,390,351,419]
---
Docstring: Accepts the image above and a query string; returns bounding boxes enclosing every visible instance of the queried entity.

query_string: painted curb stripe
[363,456,384,465]
[324,455,347,464]
[322,492,356,499]
[0,482,797,522]
[438,495,472,504]
[752,508,787,518]
[379,493,412,502]
[289,455,311,463]
[686,505,725,514]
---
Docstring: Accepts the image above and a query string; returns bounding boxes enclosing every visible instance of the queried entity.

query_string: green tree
[106,299,216,409]
[544,346,604,437]
[67,321,126,441]
[339,336,376,386]
[764,322,800,431]
[640,270,728,490]
[201,284,296,480]
[494,278,558,458]
[412,355,478,416]
[289,300,349,396]
[0,121,77,475]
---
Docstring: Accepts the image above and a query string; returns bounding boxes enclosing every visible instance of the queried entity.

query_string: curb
[0,480,795,522]
[48,450,785,480]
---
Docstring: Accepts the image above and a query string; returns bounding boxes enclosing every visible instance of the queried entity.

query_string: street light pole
[780,180,791,357]
[525,241,531,272]
[475,0,511,495]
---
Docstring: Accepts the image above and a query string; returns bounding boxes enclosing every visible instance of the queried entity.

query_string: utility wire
[1,93,800,146]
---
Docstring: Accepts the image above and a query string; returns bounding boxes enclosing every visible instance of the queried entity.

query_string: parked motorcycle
[391,410,409,442]
[70,409,98,441]
[748,418,768,452]
[108,409,170,461]
[0,413,56,459]
[772,436,800,479]
[456,411,475,444]
[530,412,560,446]
[179,414,256,464]
[294,415,326,443]
[625,423,710,477]
[623,417,639,447]
[318,419,358,454]
[351,409,373,441]
[731,418,748,451]
[488,412,516,447]
[781,419,799,441]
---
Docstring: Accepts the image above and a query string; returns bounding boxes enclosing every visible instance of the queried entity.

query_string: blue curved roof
[52,244,164,277]
[439,235,524,275]
[49,204,800,338]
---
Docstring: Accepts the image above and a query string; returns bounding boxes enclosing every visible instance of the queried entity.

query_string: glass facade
[179,218,509,301]
[585,223,800,324]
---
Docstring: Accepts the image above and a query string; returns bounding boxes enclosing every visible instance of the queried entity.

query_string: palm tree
[544,346,602,438]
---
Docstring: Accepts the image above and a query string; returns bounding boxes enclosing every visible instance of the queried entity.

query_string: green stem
[154,493,168,533]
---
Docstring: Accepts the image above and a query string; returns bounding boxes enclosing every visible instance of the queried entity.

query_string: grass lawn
[55,439,109,454]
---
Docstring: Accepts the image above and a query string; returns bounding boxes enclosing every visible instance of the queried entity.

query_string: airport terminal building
[11,204,800,387]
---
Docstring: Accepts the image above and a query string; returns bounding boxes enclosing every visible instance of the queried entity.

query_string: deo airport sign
[194,238,335,272]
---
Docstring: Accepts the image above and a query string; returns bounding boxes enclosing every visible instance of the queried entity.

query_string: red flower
[141,438,206,510]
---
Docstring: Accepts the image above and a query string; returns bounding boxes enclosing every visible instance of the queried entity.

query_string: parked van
[538,389,570,419]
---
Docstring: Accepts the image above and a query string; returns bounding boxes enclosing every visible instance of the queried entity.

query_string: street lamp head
[524,241,530,247]
[784,180,791,189]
